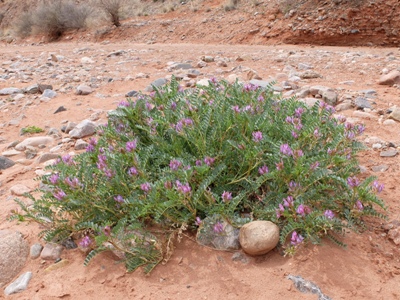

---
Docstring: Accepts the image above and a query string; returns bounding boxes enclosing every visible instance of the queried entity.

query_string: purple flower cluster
[243,83,258,92]
[49,173,59,185]
[126,140,137,152]
[62,154,74,165]
[140,182,151,193]
[252,131,263,143]
[355,200,364,211]
[310,161,320,170]
[221,191,232,202]
[128,167,138,176]
[372,180,384,193]
[291,231,304,246]
[204,156,215,166]
[118,100,130,107]
[79,236,92,248]
[169,159,182,171]
[347,177,360,188]
[324,210,335,219]
[213,221,224,233]
[65,177,82,189]
[86,137,98,152]
[53,189,66,201]
[258,165,269,175]
[280,144,293,156]
[174,118,194,133]
[114,195,124,203]
[296,204,311,216]
[195,217,202,226]
[176,180,191,194]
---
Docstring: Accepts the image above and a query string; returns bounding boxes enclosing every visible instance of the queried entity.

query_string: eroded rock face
[0,230,29,288]
[239,221,280,256]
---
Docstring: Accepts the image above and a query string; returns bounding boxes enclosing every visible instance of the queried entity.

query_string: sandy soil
[0,42,400,299]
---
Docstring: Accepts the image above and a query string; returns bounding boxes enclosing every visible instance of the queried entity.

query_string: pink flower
[291,231,304,246]
[213,222,224,233]
[324,210,335,219]
[222,191,232,202]
[140,182,151,193]
[258,165,269,175]
[252,131,263,143]
[79,236,92,248]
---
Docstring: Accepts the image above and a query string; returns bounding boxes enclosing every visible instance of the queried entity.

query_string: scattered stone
[38,84,53,93]
[1,149,21,157]
[354,97,372,109]
[45,259,70,272]
[380,149,398,157]
[249,79,273,88]
[196,61,207,68]
[372,143,382,149]
[10,184,31,196]
[378,70,400,86]
[196,216,240,250]
[201,55,214,62]
[298,63,313,70]
[4,272,32,296]
[352,111,377,120]
[239,221,280,256]
[107,50,126,57]
[25,146,37,159]
[65,121,77,134]
[125,90,138,97]
[54,106,67,114]
[41,89,57,99]
[336,101,352,111]
[69,119,96,138]
[383,119,396,126]
[40,243,63,260]
[0,230,29,288]
[371,165,389,172]
[36,153,60,164]
[15,136,54,151]
[81,57,94,64]
[76,84,92,95]
[389,107,400,122]
[61,238,77,250]
[384,220,400,245]
[231,251,250,264]
[0,156,15,170]
[299,98,318,108]
[0,87,23,95]
[216,61,228,67]
[74,139,88,150]
[144,78,168,92]
[30,243,43,259]
[300,70,321,79]
[24,84,39,94]
[287,275,332,300]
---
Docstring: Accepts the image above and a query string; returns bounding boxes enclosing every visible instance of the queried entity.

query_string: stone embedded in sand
[76,84,93,95]
[4,272,32,296]
[69,119,96,138]
[0,155,15,170]
[0,230,29,288]
[10,184,31,196]
[145,78,168,92]
[239,221,280,256]
[74,139,88,150]
[41,89,57,99]
[15,136,54,151]
[380,149,398,157]
[36,153,60,164]
[40,243,63,260]
[30,243,43,259]
[0,87,23,95]
[389,107,400,122]
[378,70,400,86]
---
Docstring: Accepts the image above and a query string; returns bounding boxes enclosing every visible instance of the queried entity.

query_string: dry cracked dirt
[1,41,400,299]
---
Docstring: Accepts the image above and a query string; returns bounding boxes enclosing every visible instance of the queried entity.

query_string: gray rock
[0,156,15,170]
[74,139,88,150]
[336,102,352,111]
[10,184,31,196]
[0,87,23,95]
[300,70,321,79]
[76,84,92,95]
[41,89,57,99]
[299,98,318,108]
[4,272,32,296]
[354,97,372,109]
[287,275,332,300]
[24,84,39,94]
[231,251,250,264]
[196,216,240,251]
[144,78,168,92]
[249,79,273,88]
[15,136,54,151]
[81,57,94,64]
[38,84,53,93]
[1,149,21,157]
[54,106,67,114]
[107,50,126,57]
[69,119,96,138]
[65,121,77,134]
[125,90,138,97]
[170,63,193,70]
[298,63,313,70]
[239,221,279,256]
[30,243,43,259]
[0,230,29,288]
[371,165,389,172]
[380,149,398,157]
[40,243,63,260]
[378,70,400,86]
[36,153,60,164]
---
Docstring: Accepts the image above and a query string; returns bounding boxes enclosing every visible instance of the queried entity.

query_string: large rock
[378,70,400,86]
[0,156,15,169]
[76,84,92,95]
[69,119,96,138]
[40,243,63,260]
[389,107,400,122]
[309,86,338,106]
[239,221,280,256]
[144,78,168,92]
[0,230,29,288]
[10,184,31,196]
[15,136,54,151]
[0,88,23,95]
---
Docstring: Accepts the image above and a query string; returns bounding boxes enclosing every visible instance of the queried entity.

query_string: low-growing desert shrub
[15,0,92,40]
[11,78,386,273]
[224,0,240,11]
[96,0,127,27]
[20,125,44,135]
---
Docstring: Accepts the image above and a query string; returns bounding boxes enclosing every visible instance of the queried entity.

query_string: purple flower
[294,149,304,158]
[222,191,232,202]
[169,159,182,171]
[86,138,98,153]
[310,161,320,170]
[372,180,384,193]
[291,131,298,139]
[252,131,263,143]
[183,118,194,126]
[140,182,151,193]
[313,128,320,138]
[103,226,111,236]
[295,107,304,117]
[347,177,360,188]
[118,100,130,107]
[104,168,114,179]
[344,122,354,130]
[347,131,355,139]
[296,204,306,216]
[128,167,138,176]
[97,154,107,170]
[327,148,332,155]
[204,156,215,166]
[176,180,191,194]
[283,196,294,207]
[53,189,66,201]
[280,144,293,156]
[195,217,202,226]
[324,210,335,219]
[114,195,124,203]
[126,140,137,152]
[232,105,240,113]
[65,177,81,189]
[289,181,299,191]
[291,231,304,246]
[286,116,294,124]
[336,115,346,123]
[171,101,177,110]
[62,154,74,165]
[213,221,224,234]
[355,200,364,211]
[210,77,218,85]
[258,165,269,175]
[195,160,203,166]
[276,203,285,218]
[145,102,153,111]
[257,95,264,102]
[79,236,92,248]
[49,173,59,185]
[357,124,365,135]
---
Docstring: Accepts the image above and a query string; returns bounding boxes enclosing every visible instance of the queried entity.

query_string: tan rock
[378,70,400,86]
[239,221,280,256]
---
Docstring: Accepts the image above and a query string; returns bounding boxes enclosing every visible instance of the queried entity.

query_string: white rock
[4,272,32,295]
[15,136,54,151]
[10,184,31,196]
[69,119,96,138]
